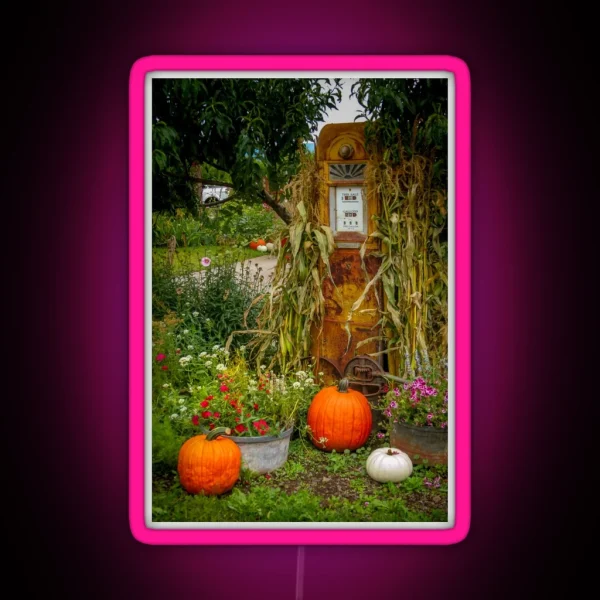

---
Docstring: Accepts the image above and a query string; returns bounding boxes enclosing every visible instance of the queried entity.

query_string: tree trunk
[260,190,292,225]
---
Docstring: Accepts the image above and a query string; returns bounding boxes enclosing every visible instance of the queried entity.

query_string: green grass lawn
[151,436,448,523]
[153,245,264,274]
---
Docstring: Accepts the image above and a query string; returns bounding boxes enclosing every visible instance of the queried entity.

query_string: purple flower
[364,502,370,506]
[201,257,212,267]
[389,400,398,409]
[383,409,392,418]
[441,422,447,428]
[414,377,426,390]
[441,408,447,414]
[376,432,385,439]
[393,387,400,396]
[410,389,418,401]
[444,390,448,404]
[427,413,434,421]
[403,382,410,390]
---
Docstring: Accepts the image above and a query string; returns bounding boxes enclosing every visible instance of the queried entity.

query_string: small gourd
[365,447,413,483]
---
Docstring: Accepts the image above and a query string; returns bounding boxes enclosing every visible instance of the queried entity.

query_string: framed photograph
[129,55,470,545]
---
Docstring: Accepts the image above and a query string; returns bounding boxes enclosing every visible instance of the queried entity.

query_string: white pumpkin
[266,242,274,251]
[257,245,268,252]
[366,447,413,483]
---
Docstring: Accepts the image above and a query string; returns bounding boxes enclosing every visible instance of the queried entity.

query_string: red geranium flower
[205,395,214,401]
[191,415,199,426]
[200,400,209,408]
[209,423,215,430]
[220,385,229,393]
[155,353,166,362]
[213,412,221,419]
[161,365,168,371]
[253,403,259,411]
[252,420,270,436]
[235,424,246,433]
[201,411,212,418]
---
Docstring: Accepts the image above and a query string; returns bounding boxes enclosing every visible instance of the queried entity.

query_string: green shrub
[152,201,285,248]
[152,251,268,349]
[152,415,185,477]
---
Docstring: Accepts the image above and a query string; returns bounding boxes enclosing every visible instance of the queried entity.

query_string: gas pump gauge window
[330,186,366,234]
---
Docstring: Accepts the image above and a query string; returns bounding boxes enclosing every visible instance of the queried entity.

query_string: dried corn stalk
[348,155,448,376]
[227,151,336,372]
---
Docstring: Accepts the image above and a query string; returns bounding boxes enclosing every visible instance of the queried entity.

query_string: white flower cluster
[163,388,191,421]
[179,355,193,366]
[289,371,317,390]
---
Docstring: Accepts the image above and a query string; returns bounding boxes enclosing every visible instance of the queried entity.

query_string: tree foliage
[351,78,448,183]
[152,79,342,219]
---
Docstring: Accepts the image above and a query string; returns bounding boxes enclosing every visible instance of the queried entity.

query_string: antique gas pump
[311,123,385,391]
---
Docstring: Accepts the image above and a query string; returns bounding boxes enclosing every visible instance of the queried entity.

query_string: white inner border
[144,70,455,530]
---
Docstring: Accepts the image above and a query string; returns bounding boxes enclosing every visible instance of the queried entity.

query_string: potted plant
[191,358,321,473]
[377,358,448,465]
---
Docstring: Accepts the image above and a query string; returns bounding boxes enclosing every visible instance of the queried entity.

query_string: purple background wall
[7,0,585,597]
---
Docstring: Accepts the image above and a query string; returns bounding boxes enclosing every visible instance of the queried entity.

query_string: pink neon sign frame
[129,55,470,545]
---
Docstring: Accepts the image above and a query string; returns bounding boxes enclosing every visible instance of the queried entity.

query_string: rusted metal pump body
[311,123,384,385]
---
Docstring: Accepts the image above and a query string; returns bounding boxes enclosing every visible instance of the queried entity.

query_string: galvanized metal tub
[390,421,448,465]
[226,426,294,474]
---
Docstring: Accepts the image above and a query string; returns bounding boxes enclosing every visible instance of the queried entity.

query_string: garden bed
[152,437,448,523]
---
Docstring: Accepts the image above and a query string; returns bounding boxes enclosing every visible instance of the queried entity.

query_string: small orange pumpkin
[307,379,372,452]
[249,241,259,250]
[256,238,266,246]
[177,427,241,495]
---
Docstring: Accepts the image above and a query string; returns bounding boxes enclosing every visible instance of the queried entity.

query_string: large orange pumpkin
[307,379,372,452]
[177,427,241,495]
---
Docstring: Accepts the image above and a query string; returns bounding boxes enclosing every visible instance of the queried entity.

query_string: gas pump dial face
[335,186,364,233]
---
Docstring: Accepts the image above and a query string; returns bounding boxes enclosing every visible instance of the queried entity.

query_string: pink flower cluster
[380,366,448,428]
[424,476,441,489]
[403,377,438,402]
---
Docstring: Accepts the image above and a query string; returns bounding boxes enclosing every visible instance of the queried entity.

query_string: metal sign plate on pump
[335,187,364,233]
